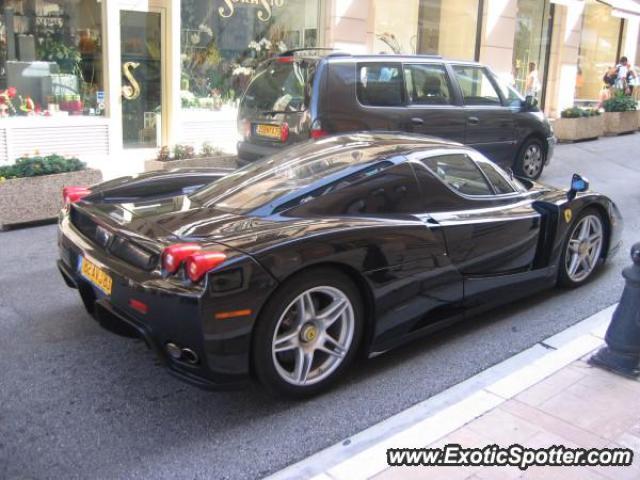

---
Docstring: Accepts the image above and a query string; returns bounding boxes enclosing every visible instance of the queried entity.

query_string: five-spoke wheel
[272,286,355,386]
[253,268,362,397]
[559,210,606,287]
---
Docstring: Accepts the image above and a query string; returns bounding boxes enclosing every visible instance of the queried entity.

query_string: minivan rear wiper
[261,110,297,115]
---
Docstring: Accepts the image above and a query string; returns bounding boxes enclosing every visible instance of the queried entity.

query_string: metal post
[589,242,640,378]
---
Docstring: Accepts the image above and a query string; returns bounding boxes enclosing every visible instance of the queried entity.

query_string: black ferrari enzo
[57,133,623,397]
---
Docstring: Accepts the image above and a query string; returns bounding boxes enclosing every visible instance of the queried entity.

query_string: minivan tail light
[240,118,251,139]
[280,122,289,143]
[185,252,227,283]
[310,120,328,140]
[277,56,295,63]
[63,186,91,204]
[162,243,202,274]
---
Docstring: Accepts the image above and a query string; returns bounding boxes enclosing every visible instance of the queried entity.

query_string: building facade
[0,0,639,172]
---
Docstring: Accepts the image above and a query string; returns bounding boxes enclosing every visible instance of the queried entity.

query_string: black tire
[558,208,607,288]
[514,138,546,180]
[252,267,364,398]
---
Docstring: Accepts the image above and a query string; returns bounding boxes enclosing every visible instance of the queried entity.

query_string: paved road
[1,134,639,480]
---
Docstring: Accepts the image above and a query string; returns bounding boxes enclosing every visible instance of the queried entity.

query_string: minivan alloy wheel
[271,286,355,386]
[565,214,604,283]
[522,143,543,178]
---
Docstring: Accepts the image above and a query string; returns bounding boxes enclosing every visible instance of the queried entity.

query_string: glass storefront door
[120,10,163,148]
[512,0,552,102]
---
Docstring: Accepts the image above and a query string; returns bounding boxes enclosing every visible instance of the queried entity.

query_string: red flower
[7,87,17,98]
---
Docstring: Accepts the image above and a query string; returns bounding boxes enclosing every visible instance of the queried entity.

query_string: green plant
[603,93,638,112]
[560,106,602,118]
[0,154,85,179]
[200,142,223,157]
[172,144,195,160]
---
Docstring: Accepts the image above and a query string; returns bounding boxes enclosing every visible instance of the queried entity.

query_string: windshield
[190,138,392,215]
[241,60,313,113]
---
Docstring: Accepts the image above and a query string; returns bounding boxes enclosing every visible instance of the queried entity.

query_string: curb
[266,303,617,480]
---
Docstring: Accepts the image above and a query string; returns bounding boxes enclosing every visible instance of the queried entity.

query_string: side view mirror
[568,173,589,199]
[524,95,539,110]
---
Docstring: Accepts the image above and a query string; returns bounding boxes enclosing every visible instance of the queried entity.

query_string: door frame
[103,0,179,155]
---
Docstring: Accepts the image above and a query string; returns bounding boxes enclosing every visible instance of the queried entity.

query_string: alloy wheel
[565,214,604,283]
[271,286,355,386]
[522,144,543,178]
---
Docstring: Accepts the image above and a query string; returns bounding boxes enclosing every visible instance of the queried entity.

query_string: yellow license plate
[81,257,113,295]
[255,124,281,139]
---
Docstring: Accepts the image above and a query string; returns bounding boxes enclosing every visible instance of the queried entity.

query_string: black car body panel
[58,133,621,389]
[237,54,555,173]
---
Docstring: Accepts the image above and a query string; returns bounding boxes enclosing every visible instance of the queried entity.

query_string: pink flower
[7,87,17,98]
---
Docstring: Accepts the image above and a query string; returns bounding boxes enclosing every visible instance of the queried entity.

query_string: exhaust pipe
[181,348,199,365]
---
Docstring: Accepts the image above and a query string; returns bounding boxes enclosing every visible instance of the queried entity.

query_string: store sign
[121,62,141,101]
[218,0,285,22]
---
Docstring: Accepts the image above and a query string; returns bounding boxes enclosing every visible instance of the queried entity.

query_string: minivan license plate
[255,124,281,139]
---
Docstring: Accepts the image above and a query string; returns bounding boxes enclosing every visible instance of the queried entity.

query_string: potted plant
[144,142,237,172]
[602,93,638,135]
[553,106,603,142]
[0,155,102,229]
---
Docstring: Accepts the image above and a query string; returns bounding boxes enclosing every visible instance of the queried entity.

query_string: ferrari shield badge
[564,209,573,223]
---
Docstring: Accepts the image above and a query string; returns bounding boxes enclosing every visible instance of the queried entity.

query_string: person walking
[525,62,541,98]
[616,56,637,94]
[598,66,617,108]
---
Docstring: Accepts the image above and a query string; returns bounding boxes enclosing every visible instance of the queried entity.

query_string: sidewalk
[375,356,640,480]
[268,304,639,480]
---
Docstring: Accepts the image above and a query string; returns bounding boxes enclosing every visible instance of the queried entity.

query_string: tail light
[162,243,202,273]
[185,251,227,283]
[310,119,328,140]
[63,186,91,204]
[239,118,251,139]
[280,122,289,143]
[277,56,295,64]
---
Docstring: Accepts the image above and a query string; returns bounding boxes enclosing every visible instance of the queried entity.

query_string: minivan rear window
[241,60,311,113]
[357,63,405,107]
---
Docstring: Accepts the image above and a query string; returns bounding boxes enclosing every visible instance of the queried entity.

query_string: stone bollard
[589,242,640,378]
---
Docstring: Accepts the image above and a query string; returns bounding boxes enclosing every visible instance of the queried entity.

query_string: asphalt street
[1,134,639,480]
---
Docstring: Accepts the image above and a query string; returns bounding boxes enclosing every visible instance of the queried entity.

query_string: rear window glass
[357,63,404,107]
[241,60,311,113]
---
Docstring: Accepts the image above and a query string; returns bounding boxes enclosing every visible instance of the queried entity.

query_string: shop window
[357,63,405,107]
[180,0,319,112]
[575,0,622,101]
[452,66,502,106]
[373,0,479,60]
[404,64,452,105]
[416,0,479,60]
[0,1,103,118]
[512,0,552,100]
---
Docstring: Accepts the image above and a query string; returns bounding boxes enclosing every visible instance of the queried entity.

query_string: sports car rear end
[57,199,278,389]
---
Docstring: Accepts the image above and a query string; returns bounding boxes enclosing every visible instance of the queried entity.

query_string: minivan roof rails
[278,48,342,57]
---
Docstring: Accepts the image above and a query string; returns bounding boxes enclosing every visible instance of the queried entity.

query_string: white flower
[198,24,213,36]
[278,41,287,52]
[260,38,272,50]
[248,41,260,52]
[232,66,254,76]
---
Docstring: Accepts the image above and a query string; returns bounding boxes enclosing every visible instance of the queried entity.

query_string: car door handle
[467,116,480,125]
[411,117,424,126]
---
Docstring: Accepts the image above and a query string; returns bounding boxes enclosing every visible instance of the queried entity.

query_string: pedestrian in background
[598,66,617,108]
[525,62,540,98]
[616,56,636,94]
